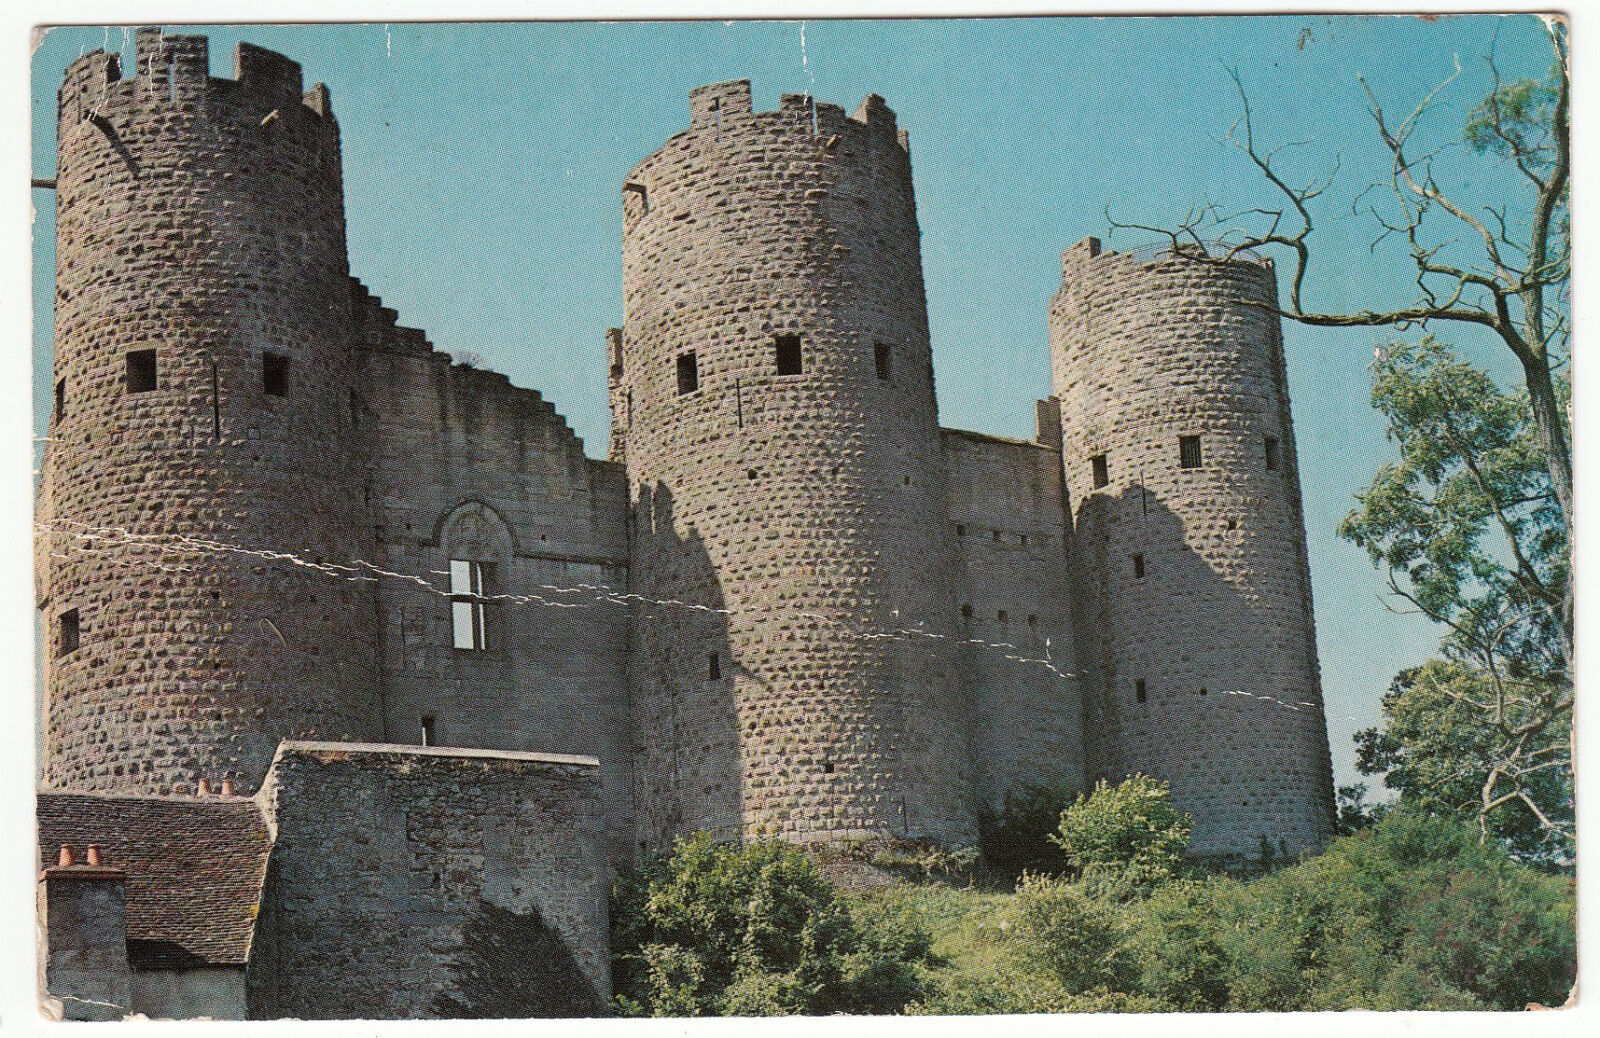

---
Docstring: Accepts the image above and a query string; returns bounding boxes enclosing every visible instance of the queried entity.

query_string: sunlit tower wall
[37,29,382,795]
[613,81,977,847]
[1050,237,1335,860]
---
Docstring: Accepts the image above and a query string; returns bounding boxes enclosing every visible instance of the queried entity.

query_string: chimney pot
[197,778,211,795]
[221,778,236,796]
[86,844,103,867]
[58,844,74,867]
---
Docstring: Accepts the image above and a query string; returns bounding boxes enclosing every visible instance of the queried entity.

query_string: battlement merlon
[1061,235,1103,277]
[689,79,753,126]
[59,29,334,124]
[684,80,908,150]
[1060,233,1279,282]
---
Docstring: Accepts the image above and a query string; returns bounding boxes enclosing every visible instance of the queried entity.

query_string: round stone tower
[38,29,382,795]
[614,82,976,847]
[1050,237,1335,860]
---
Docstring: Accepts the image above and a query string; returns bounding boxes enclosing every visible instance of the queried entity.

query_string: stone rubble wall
[1051,237,1335,859]
[248,742,611,1019]
[940,429,1086,811]
[41,29,382,796]
[616,82,977,847]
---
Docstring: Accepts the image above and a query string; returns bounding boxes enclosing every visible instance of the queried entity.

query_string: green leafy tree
[609,834,933,1016]
[1051,775,1193,891]
[1339,336,1570,857]
[1357,662,1571,862]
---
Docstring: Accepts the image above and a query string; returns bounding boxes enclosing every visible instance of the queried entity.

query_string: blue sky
[30,15,1557,790]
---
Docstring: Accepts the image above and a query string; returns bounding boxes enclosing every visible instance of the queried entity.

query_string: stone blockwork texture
[1051,238,1335,858]
[353,283,634,863]
[941,428,1085,810]
[39,27,1336,896]
[615,82,976,846]
[247,742,611,1019]
[39,30,382,795]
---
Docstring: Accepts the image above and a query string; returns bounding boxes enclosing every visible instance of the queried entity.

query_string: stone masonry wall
[1051,237,1335,859]
[615,82,976,847]
[39,30,382,796]
[940,428,1085,811]
[355,286,634,864]
[248,742,611,1019]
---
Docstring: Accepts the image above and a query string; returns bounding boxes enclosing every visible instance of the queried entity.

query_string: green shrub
[610,834,934,1016]
[1051,775,1193,892]
[1005,872,1136,995]
[984,807,1574,1013]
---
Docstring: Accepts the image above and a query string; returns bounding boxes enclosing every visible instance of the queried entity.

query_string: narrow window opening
[262,352,289,397]
[421,714,436,747]
[622,181,649,214]
[1265,436,1281,471]
[992,529,1002,542]
[874,342,892,380]
[1019,534,1028,547]
[903,474,911,485]
[1027,614,1038,628]
[53,378,65,423]
[1132,553,1145,579]
[126,349,158,394]
[676,352,698,395]
[960,603,973,621]
[57,608,80,657]
[955,523,967,537]
[997,609,1008,623]
[708,652,721,680]
[1179,435,1203,470]
[1091,453,1109,489]
[1135,679,1147,704]
[449,560,490,651]
[774,334,803,376]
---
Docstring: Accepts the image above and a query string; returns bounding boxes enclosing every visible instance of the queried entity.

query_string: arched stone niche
[438,500,516,564]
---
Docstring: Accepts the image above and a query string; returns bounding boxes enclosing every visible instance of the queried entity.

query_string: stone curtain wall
[40,30,382,796]
[1051,237,1335,859]
[615,82,976,847]
[940,429,1086,811]
[357,296,635,864]
[248,742,611,1019]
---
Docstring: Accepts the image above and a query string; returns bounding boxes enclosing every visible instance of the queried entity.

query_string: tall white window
[450,559,490,651]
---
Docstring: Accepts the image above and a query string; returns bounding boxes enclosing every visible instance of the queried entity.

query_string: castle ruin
[35,30,1335,1018]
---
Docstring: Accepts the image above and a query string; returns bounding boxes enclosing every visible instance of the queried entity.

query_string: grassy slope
[847,880,1027,1013]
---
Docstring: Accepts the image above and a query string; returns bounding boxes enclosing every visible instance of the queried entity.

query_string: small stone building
[35,28,1337,1018]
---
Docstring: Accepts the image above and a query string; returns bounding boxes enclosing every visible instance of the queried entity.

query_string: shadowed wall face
[615,82,976,847]
[1051,238,1335,860]
[40,29,381,795]
[247,744,610,1020]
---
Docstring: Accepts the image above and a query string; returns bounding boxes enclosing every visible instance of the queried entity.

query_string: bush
[1051,775,1193,891]
[610,834,934,1016]
[1005,872,1136,994]
[982,807,1574,1012]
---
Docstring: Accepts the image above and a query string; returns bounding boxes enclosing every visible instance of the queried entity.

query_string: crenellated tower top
[59,28,335,128]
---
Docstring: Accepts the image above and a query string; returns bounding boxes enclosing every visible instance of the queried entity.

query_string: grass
[847,877,1025,1013]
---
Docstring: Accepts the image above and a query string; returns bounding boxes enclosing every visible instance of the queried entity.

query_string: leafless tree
[1109,21,1571,662]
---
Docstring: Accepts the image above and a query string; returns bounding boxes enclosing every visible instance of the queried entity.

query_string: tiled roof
[37,792,271,966]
